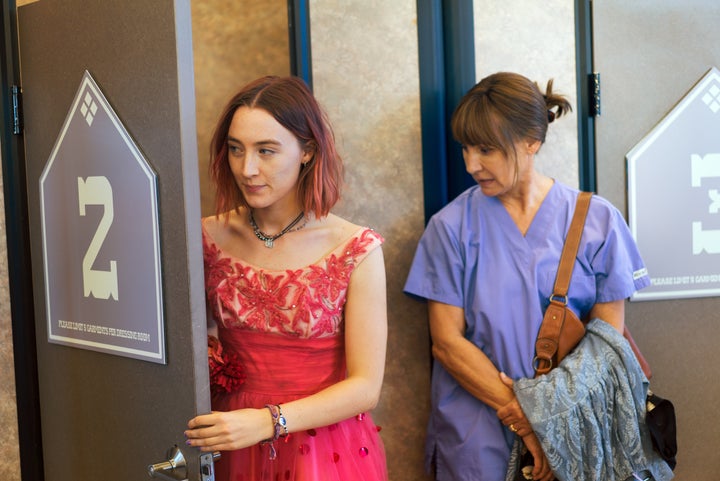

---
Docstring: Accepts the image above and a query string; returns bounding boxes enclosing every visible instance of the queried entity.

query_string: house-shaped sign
[40,71,166,363]
[628,66,720,301]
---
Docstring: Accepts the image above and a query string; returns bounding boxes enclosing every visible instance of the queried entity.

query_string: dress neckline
[202,223,370,273]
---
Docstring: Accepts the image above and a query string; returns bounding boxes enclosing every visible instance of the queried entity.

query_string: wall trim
[288,0,313,89]
[416,0,476,222]
[575,0,597,192]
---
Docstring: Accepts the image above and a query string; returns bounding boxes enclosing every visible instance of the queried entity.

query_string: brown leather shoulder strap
[533,191,593,375]
[552,191,592,298]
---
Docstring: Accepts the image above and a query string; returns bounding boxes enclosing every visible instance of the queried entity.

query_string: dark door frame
[289,0,312,89]
[575,0,597,193]
[0,2,311,480]
[415,0,596,223]
[415,0,476,223]
[1,0,44,479]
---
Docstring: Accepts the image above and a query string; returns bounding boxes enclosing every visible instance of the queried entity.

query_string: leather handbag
[533,191,652,379]
[517,192,676,479]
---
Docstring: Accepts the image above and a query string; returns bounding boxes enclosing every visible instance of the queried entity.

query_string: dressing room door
[16,1,212,480]
[592,1,720,479]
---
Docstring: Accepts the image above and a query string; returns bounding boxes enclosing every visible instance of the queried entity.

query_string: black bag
[514,448,535,481]
[646,390,677,470]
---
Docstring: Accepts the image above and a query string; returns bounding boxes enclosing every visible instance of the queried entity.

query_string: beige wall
[309,2,430,480]
[192,0,291,216]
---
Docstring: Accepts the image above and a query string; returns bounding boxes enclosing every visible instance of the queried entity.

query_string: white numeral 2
[78,176,118,300]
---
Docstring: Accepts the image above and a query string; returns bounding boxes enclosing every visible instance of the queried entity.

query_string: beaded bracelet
[261,404,289,460]
[276,404,289,437]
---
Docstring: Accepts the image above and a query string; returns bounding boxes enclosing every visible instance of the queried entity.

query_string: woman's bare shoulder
[315,213,365,242]
[201,210,247,248]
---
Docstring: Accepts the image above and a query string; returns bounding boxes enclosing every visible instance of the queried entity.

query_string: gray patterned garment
[505,319,674,481]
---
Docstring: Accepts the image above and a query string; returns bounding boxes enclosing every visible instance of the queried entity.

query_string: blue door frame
[416,0,596,222]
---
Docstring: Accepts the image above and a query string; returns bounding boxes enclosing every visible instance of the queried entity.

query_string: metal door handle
[148,446,187,480]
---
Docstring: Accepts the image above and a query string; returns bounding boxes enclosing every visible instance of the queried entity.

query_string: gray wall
[309,2,429,479]
[473,0,579,187]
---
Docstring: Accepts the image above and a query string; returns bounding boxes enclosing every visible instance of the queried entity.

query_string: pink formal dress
[203,224,388,481]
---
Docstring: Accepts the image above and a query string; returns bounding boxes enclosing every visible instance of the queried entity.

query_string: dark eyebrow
[256,140,282,147]
[227,136,281,147]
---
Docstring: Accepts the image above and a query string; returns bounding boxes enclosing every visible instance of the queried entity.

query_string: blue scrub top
[404,182,650,481]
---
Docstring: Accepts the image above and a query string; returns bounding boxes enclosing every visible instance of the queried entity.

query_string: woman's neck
[249,201,304,234]
[498,173,554,235]
[499,172,553,212]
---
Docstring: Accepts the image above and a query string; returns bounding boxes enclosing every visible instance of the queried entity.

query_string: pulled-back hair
[451,72,572,161]
[209,76,343,219]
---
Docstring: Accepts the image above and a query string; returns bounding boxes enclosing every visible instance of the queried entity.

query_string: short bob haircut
[451,72,571,163]
[209,76,343,219]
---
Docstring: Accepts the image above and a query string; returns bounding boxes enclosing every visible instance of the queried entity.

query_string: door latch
[148,446,187,481]
[200,451,221,481]
[148,446,220,481]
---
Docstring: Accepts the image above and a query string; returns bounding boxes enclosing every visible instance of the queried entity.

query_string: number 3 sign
[40,71,165,363]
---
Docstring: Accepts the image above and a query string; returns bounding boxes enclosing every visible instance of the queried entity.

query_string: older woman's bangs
[452,99,506,152]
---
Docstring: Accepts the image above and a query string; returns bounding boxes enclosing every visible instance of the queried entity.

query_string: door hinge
[11,85,23,135]
[589,73,601,117]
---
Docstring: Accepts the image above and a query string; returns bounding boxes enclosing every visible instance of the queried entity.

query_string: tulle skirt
[213,328,387,481]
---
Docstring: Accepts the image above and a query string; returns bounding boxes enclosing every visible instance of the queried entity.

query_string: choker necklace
[249,211,306,248]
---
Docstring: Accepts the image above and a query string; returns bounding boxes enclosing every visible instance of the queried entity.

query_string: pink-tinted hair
[208,76,343,218]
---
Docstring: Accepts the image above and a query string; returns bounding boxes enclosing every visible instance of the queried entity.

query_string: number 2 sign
[78,176,118,301]
[40,71,165,363]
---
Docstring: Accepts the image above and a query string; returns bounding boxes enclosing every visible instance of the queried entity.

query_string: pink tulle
[212,329,387,481]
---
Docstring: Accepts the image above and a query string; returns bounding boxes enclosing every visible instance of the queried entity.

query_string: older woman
[404,72,651,481]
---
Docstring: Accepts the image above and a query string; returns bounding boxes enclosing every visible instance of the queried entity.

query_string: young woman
[185,76,388,481]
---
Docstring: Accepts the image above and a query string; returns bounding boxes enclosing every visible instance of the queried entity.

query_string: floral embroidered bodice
[203,226,384,339]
